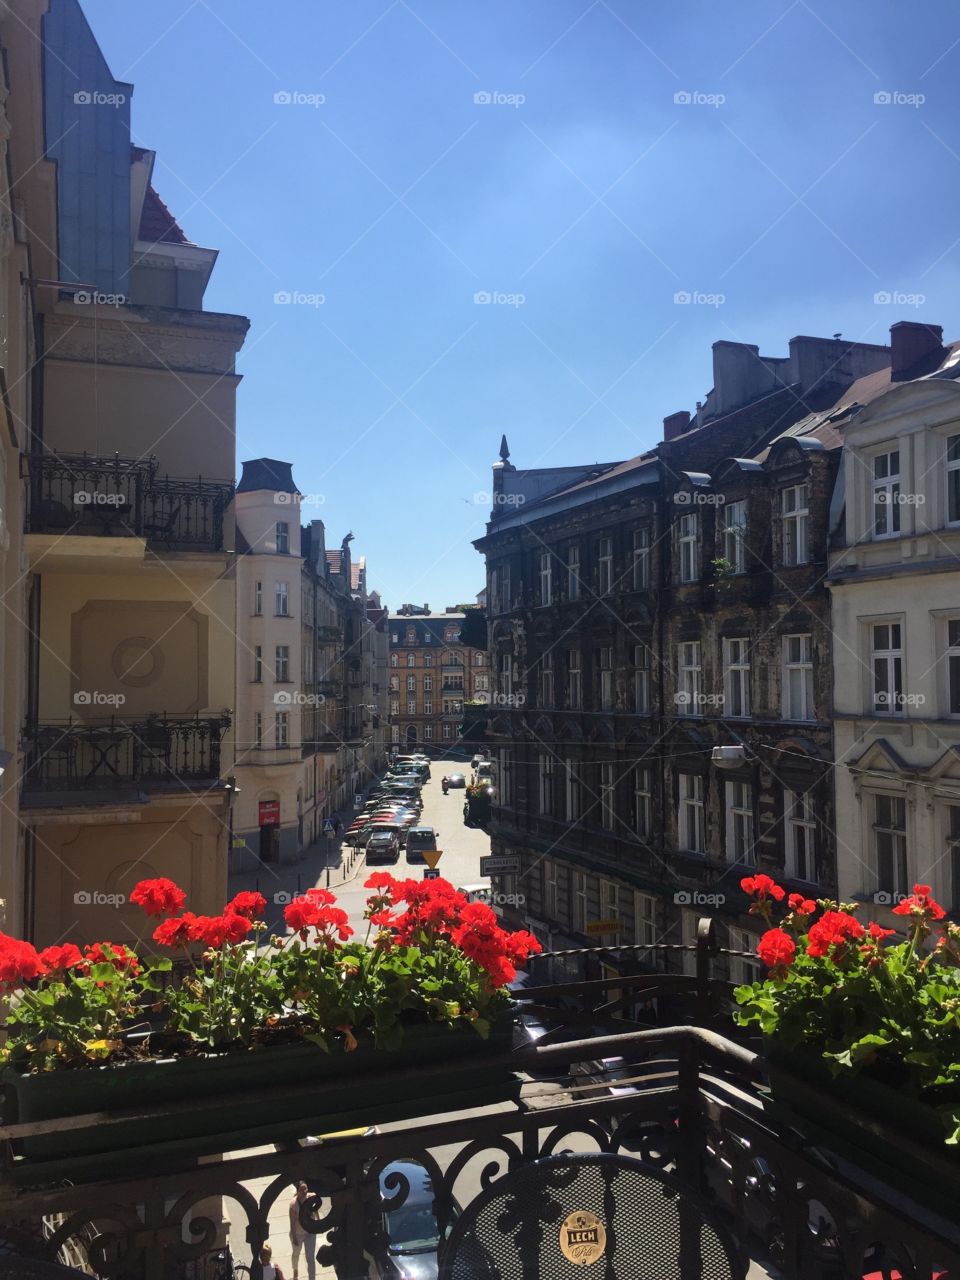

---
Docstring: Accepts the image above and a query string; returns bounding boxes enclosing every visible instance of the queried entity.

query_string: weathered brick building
[473,333,892,986]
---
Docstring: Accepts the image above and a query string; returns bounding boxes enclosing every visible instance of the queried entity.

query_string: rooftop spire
[499,434,510,463]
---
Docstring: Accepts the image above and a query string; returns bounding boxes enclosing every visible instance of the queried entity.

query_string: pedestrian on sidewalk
[259,1244,285,1280]
[332,815,342,838]
[289,1182,317,1280]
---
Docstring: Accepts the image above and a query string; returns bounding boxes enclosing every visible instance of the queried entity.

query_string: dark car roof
[379,1160,434,1206]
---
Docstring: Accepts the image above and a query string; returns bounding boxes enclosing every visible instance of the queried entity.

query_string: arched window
[406,652,416,667]
[406,627,416,644]
[390,653,398,668]
[424,654,433,667]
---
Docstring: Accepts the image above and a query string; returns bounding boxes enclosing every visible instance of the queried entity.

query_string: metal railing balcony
[1,936,959,1279]
[23,451,233,552]
[21,713,230,795]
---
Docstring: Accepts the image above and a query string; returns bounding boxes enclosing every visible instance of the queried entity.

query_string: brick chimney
[663,410,691,441]
[890,321,944,380]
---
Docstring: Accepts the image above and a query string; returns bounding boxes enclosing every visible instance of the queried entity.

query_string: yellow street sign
[422,848,443,870]
[586,919,620,936]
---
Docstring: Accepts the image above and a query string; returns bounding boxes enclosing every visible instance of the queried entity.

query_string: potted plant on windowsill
[0,875,539,1178]
[733,874,960,1205]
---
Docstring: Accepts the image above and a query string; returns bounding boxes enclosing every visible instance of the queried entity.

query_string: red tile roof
[138,184,191,246]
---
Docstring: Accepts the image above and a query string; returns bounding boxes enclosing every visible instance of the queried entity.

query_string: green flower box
[763,1048,960,1217]
[3,1020,518,1185]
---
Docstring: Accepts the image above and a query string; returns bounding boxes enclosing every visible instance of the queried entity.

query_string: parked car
[365,821,408,848]
[366,831,401,865]
[445,773,466,789]
[405,826,439,864]
[372,1159,461,1280]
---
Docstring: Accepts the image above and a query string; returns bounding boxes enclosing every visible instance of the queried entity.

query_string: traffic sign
[322,818,336,834]
[586,919,620,936]
[480,855,520,876]
[354,793,363,807]
[423,868,440,880]
[422,849,443,870]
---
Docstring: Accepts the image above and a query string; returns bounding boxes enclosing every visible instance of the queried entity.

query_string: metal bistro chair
[438,1152,746,1280]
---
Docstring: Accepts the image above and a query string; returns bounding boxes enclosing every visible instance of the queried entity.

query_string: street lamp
[712,744,748,769]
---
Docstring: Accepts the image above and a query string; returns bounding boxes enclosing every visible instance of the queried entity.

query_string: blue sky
[84,0,960,608]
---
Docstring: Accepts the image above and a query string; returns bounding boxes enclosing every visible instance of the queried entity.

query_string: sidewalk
[227,787,377,931]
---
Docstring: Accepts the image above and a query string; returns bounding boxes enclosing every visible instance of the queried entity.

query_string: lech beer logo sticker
[559,1210,606,1266]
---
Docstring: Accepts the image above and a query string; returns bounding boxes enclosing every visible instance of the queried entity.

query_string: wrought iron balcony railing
[24,451,233,552]
[2,944,959,1280]
[21,713,231,795]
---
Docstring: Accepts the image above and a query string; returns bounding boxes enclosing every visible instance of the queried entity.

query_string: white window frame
[723,637,751,718]
[423,723,433,740]
[601,878,618,925]
[442,723,453,740]
[781,485,809,566]
[500,652,513,699]
[567,650,582,710]
[722,499,747,573]
[275,711,289,748]
[407,652,416,667]
[406,674,416,692]
[275,645,290,683]
[541,652,554,708]
[423,674,433,692]
[871,621,904,715]
[677,513,699,583]
[539,753,554,814]
[539,552,552,605]
[633,644,650,713]
[633,891,656,952]
[422,699,432,715]
[634,765,652,838]
[565,760,580,821]
[598,646,614,710]
[567,545,580,601]
[782,633,814,722]
[947,617,960,718]
[872,448,901,539]
[874,792,908,897]
[678,773,705,853]
[947,435,960,527]
[406,698,416,715]
[253,711,263,748]
[677,641,702,716]
[784,789,816,883]
[632,527,650,589]
[545,861,559,919]
[253,645,262,683]
[725,780,755,865]
[254,580,262,616]
[600,762,616,831]
[275,581,289,617]
[573,870,588,933]
[390,698,400,716]
[598,537,613,595]
[730,926,762,985]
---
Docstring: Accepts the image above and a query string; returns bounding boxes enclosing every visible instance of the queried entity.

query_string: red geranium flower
[226,890,266,920]
[364,872,397,892]
[39,943,84,975]
[130,877,186,918]
[788,893,816,917]
[153,913,198,948]
[0,933,44,989]
[84,942,140,975]
[741,874,786,901]
[806,910,864,960]
[892,884,946,922]
[867,921,895,941]
[757,928,796,972]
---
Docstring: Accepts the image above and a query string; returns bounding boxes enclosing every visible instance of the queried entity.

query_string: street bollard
[326,865,331,889]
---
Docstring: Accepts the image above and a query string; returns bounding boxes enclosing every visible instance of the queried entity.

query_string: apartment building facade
[6,0,248,945]
[387,607,488,752]
[829,322,960,921]
[233,460,387,867]
[474,333,893,982]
